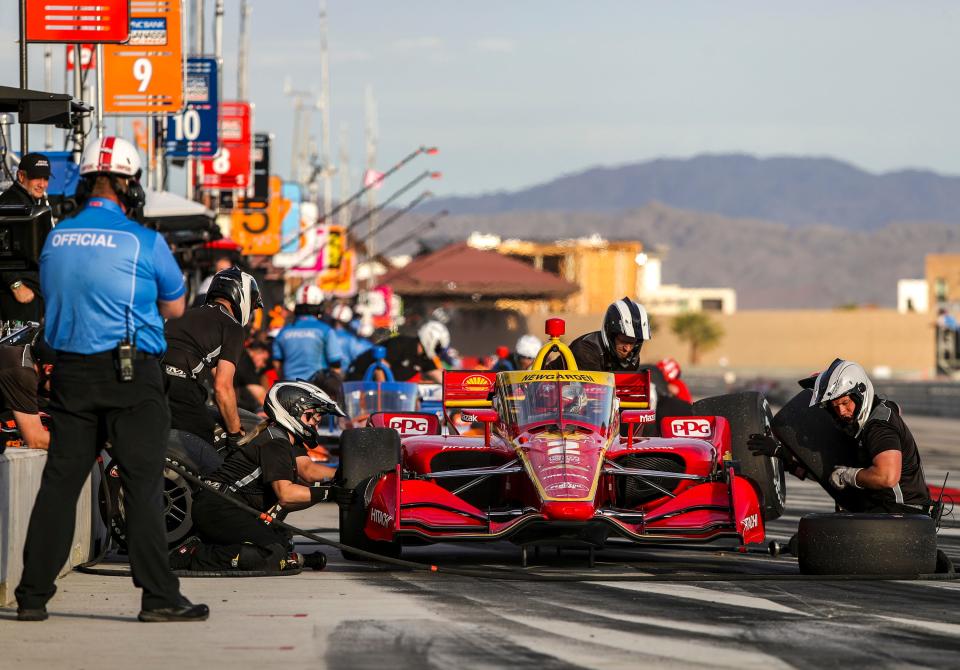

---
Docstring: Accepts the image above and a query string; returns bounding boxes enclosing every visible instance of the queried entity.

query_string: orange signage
[103,0,184,115]
[318,248,357,297]
[230,176,290,256]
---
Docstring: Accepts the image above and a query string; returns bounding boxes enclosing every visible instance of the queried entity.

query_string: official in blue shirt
[272,314,344,381]
[16,137,207,624]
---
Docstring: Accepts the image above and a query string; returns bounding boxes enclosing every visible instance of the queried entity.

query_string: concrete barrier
[0,449,92,606]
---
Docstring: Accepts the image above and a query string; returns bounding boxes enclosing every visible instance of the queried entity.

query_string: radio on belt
[116,339,135,382]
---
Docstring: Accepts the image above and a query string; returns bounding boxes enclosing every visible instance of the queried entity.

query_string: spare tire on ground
[693,391,786,521]
[798,512,938,575]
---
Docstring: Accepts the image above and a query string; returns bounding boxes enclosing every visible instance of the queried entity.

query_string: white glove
[830,466,862,490]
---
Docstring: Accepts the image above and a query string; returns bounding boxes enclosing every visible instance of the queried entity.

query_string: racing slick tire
[693,391,786,521]
[797,513,937,575]
[100,431,223,550]
[337,428,402,561]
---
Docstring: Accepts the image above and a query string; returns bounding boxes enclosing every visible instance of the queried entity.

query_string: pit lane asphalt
[3,414,959,669]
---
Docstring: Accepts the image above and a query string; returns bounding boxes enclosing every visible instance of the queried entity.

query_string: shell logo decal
[462,375,493,393]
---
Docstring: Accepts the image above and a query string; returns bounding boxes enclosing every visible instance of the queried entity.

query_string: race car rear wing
[442,370,497,409]
[614,371,651,410]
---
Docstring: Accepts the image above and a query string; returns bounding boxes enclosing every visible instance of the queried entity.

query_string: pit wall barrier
[0,449,92,606]
[686,375,960,419]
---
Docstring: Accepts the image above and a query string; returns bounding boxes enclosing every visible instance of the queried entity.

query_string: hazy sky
[4,1,960,197]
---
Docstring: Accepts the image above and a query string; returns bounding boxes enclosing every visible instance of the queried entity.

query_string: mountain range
[425,154,960,231]
[377,155,960,308]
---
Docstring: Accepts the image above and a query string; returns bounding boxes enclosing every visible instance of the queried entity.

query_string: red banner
[26,0,130,44]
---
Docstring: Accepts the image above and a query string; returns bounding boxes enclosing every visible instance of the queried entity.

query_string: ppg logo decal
[388,416,430,435]
[670,418,711,437]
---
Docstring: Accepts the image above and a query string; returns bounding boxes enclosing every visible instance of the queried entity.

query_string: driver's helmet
[809,358,874,437]
[265,381,346,444]
[561,382,588,415]
[600,297,650,366]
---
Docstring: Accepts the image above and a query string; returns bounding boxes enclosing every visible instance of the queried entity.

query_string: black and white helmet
[265,381,346,444]
[600,297,651,365]
[205,266,263,326]
[810,358,874,437]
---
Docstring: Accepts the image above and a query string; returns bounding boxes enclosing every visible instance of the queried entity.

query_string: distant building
[896,279,928,314]
[472,233,736,315]
[926,254,960,312]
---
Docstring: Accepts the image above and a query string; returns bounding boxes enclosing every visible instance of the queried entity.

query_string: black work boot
[138,599,210,622]
[17,606,48,622]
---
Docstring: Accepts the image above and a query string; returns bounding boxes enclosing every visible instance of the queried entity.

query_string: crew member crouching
[171,381,342,572]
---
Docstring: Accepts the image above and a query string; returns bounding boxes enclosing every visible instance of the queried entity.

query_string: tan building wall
[926,254,960,309]
[496,239,643,315]
[537,309,937,377]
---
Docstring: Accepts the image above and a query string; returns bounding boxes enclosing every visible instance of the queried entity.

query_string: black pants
[192,489,291,549]
[16,353,183,610]
[165,375,218,445]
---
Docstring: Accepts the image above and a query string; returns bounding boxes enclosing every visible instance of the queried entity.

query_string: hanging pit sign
[199,101,253,190]
[26,0,130,43]
[66,44,97,71]
[102,0,184,115]
[164,57,218,157]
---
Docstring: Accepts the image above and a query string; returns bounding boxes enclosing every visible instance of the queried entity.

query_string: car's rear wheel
[693,391,786,521]
[337,428,402,561]
[798,513,937,575]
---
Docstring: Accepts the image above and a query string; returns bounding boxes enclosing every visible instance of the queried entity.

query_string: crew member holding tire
[15,137,208,622]
[163,267,262,447]
[172,381,341,572]
[750,358,931,514]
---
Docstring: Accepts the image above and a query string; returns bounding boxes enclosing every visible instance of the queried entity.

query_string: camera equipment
[0,204,53,271]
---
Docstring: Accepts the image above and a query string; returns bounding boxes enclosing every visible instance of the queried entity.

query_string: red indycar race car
[336,319,785,561]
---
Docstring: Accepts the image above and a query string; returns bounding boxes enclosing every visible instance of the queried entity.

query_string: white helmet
[297,284,325,306]
[515,334,542,359]
[810,358,875,437]
[265,381,345,444]
[80,136,142,177]
[418,320,450,358]
[331,304,353,324]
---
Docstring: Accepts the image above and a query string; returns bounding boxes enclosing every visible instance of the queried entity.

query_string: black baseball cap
[18,153,51,180]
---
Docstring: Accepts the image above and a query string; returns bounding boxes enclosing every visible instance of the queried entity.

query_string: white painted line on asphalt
[499,613,792,669]
[594,582,814,617]
[878,615,960,636]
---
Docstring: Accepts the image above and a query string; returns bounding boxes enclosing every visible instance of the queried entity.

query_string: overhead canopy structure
[142,189,219,246]
[0,85,90,128]
[380,242,578,299]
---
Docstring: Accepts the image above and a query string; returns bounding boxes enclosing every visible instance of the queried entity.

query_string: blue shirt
[272,315,344,380]
[332,327,373,368]
[40,198,186,355]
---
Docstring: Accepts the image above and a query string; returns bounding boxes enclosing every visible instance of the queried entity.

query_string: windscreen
[342,381,419,419]
[495,372,616,436]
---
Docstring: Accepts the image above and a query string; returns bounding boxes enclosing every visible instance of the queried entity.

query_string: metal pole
[290,96,302,182]
[19,0,28,154]
[214,0,224,71]
[95,44,105,137]
[319,0,333,219]
[157,116,167,189]
[237,0,250,100]
[73,43,84,159]
[338,123,350,228]
[44,46,54,149]
[193,0,205,54]
[146,116,155,190]
[364,86,378,289]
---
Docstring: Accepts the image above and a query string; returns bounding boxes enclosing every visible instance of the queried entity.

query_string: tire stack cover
[771,389,861,509]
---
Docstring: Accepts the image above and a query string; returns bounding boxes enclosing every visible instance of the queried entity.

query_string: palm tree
[670,312,724,364]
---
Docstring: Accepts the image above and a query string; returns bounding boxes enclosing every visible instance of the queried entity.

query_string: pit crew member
[272,285,343,381]
[748,358,932,514]
[345,320,449,383]
[171,382,342,572]
[657,357,692,403]
[164,267,262,446]
[492,334,541,372]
